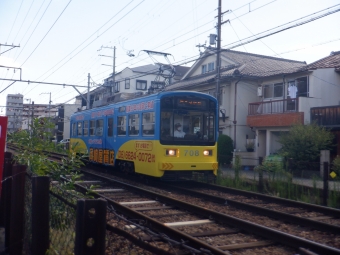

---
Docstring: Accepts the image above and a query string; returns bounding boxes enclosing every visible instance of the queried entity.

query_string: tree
[8,118,84,183]
[217,134,233,165]
[278,123,334,162]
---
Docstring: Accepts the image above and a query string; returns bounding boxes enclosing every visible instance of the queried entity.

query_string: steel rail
[74,177,227,255]
[154,182,340,234]
[185,181,340,217]
[81,169,340,255]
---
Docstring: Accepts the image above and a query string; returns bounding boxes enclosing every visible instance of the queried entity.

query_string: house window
[296,77,308,97]
[202,62,214,74]
[263,83,283,99]
[136,80,147,90]
[115,82,120,93]
[201,64,207,74]
[125,78,130,89]
[208,62,214,72]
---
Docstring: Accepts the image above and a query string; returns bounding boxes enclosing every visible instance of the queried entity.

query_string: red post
[0,116,8,198]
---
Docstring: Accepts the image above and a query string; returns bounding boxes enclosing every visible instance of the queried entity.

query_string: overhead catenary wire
[3,0,338,105]
[33,0,142,83]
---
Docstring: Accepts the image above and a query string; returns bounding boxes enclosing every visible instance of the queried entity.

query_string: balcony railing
[248,98,299,115]
[311,105,340,127]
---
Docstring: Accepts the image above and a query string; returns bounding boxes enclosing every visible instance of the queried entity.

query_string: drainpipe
[233,77,242,149]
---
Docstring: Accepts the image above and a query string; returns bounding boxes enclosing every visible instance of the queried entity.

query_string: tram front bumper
[159,162,218,172]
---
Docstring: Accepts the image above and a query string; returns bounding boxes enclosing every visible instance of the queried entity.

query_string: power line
[34,0,139,82]
[6,0,24,43]
[224,4,340,49]
[20,0,73,67]
[12,0,36,43]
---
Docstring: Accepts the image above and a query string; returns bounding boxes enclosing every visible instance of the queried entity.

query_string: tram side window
[117,116,126,136]
[129,114,139,136]
[72,123,77,136]
[142,112,155,136]
[83,121,88,136]
[96,119,103,136]
[108,118,113,137]
[90,120,95,136]
[77,122,82,136]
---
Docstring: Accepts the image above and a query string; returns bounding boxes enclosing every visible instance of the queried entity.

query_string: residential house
[167,49,307,162]
[21,103,58,130]
[76,64,189,109]
[247,50,340,160]
[6,94,23,132]
[305,51,340,160]
[55,104,81,142]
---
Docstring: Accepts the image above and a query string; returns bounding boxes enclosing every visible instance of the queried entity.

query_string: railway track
[73,168,340,254]
[7,145,340,253]
[153,180,340,234]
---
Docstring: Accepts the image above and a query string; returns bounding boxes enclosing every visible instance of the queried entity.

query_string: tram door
[107,117,114,149]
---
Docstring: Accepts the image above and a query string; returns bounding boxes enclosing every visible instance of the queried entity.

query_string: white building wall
[109,66,162,94]
[226,80,258,151]
[63,104,81,139]
[309,68,340,106]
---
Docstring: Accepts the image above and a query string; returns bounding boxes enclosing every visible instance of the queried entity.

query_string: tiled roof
[305,51,340,70]
[220,50,306,78]
[166,49,307,90]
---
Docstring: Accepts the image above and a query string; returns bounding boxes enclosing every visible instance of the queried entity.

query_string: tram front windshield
[160,95,216,145]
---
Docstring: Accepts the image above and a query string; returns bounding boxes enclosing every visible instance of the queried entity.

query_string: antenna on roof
[196,42,206,56]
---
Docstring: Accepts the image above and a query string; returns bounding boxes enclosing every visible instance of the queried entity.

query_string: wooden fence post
[75,199,107,255]
[31,176,50,255]
[322,162,329,206]
[258,157,263,193]
[9,165,27,255]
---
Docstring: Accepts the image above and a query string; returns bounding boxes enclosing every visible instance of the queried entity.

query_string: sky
[0,0,339,115]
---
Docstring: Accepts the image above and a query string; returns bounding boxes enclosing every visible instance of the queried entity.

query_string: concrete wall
[309,68,340,107]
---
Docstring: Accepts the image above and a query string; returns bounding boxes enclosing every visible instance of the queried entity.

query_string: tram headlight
[166,149,176,156]
[203,150,212,156]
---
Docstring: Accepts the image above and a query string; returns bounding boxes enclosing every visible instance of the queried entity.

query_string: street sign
[0,116,8,198]
[330,171,337,179]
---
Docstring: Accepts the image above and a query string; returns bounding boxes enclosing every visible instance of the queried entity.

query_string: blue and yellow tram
[70,91,218,179]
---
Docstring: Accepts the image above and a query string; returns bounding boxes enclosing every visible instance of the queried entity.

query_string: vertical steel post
[322,162,329,206]
[31,176,50,255]
[258,157,263,193]
[87,73,90,109]
[9,165,26,255]
[75,199,107,255]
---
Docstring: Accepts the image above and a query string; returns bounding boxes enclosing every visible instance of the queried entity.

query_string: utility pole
[40,92,52,141]
[31,101,34,137]
[99,46,116,93]
[25,98,31,131]
[216,0,222,108]
[87,73,90,109]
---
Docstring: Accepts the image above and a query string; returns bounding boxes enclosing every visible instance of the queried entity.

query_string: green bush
[217,134,233,165]
[332,155,340,177]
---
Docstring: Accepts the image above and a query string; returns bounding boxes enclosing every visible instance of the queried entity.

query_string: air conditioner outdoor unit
[257,87,263,97]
